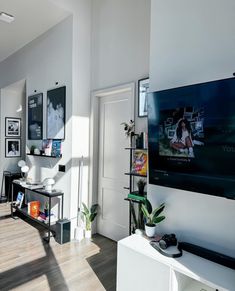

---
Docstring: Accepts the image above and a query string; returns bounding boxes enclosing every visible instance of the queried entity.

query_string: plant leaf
[90,204,98,214]
[82,202,89,215]
[152,204,165,220]
[89,212,97,222]
[153,215,165,224]
[141,204,150,219]
[144,199,152,214]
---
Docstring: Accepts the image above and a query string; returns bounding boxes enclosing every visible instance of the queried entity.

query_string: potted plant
[81,202,98,239]
[137,179,146,196]
[121,120,135,146]
[141,200,165,237]
[44,201,49,217]
[30,145,36,154]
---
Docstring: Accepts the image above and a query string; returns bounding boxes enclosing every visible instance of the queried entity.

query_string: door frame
[89,82,135,233]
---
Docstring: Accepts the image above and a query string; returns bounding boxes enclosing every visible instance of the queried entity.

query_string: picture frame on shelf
[5,117,21,137]
[5,138,21,158]
[47,86,66,140]
[28,93,43,140]
[138,78,149,117]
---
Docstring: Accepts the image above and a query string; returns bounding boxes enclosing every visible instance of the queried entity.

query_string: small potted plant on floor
[141,200,165,237]
[137,179,146,196]
[82,202,98,239]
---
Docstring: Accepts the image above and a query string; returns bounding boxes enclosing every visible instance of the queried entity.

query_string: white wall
[0,81,26,185]
[149,0,235,256]
[91,0,151,132]
[0,16,73,218]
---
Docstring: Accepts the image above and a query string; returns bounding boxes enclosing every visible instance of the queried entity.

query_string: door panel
[97,90,133,241]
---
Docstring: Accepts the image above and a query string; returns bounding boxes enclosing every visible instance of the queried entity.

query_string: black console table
[11,180,64,243]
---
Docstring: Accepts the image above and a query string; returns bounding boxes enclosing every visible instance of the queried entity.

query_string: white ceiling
[0,0,71,63]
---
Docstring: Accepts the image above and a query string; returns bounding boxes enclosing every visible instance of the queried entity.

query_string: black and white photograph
[28,93,43,140]
[5,117,21,137]
[47,86,66,139]
[5,139,21,158]
[138,78,149,117]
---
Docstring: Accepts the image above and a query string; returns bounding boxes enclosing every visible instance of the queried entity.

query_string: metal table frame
[11,180,64,243]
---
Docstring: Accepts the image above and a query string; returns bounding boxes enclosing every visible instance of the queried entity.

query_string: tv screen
[148,77,235,199]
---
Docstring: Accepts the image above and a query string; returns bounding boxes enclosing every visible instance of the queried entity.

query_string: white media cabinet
[117,234,235,291]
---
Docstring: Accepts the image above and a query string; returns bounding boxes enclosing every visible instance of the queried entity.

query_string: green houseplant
[141,200,165,237]
[82,202,98,238]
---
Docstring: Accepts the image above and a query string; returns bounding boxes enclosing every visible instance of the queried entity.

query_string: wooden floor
[0,204,117,291]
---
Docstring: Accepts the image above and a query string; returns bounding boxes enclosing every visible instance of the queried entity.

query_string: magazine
[132,150,148,176]
[30,201,40,218]
[13,192,24,208]
[51,140,62,157]
[42,139,52,156]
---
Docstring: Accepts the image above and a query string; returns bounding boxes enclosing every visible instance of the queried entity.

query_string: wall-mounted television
[148,77,235,200]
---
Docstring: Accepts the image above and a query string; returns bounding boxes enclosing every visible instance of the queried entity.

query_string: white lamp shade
[21,165,29,173]
[18,160,26,167]
[43,178,55,192]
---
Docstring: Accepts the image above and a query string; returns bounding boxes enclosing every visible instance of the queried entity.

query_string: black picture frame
[28,93,43,140]
[138,77,149,117]
[47,86,66,140]
[5,138,21,158]
[5,117,21,137]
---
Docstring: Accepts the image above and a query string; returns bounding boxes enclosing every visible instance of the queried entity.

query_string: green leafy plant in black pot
[141,200,165,237]
[121,120,135,137]
[30,145,36,154]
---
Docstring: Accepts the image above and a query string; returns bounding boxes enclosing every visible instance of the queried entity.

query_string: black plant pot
[138,185,145,196]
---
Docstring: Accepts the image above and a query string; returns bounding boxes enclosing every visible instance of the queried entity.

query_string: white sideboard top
[118,234,235,291]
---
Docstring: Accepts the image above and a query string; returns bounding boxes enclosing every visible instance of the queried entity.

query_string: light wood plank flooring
[0,204,117,291]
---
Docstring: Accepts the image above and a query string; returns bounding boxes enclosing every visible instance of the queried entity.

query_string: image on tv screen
[159,107,205,159]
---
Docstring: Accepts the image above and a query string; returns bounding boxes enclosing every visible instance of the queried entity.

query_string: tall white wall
[149,0,235,256]
[0,16,73,218]
[0,83,26,188]
[91,0,151,132]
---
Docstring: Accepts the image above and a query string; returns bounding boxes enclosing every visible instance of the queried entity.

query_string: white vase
[85,230,92,239]
[145,224,156,237]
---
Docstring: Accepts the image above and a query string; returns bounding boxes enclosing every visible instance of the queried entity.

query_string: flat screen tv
[148,77,235,200]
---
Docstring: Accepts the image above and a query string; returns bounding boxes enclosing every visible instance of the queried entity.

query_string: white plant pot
[145,224,156,237]
[75,227,84,241]
[85,230,92,239]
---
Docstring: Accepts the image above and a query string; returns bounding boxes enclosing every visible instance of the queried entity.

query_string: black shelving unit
[124,137,148,235]
[11,181,64,243]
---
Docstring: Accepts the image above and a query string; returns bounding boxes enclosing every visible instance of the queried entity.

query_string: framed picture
[5,117,21,137]
[138,78,149,117]
[47,86,66,139]
[28,93,43,140]
[5,138,21,158]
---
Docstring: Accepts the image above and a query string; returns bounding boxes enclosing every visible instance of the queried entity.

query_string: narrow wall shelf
[27,154,62,158]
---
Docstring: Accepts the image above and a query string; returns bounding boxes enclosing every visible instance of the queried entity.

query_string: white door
[97,88,133,241]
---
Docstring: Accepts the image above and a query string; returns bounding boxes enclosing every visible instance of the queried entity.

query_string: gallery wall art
[5,117,21,137]
[47,86,66,140]
[28,93,43,140]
